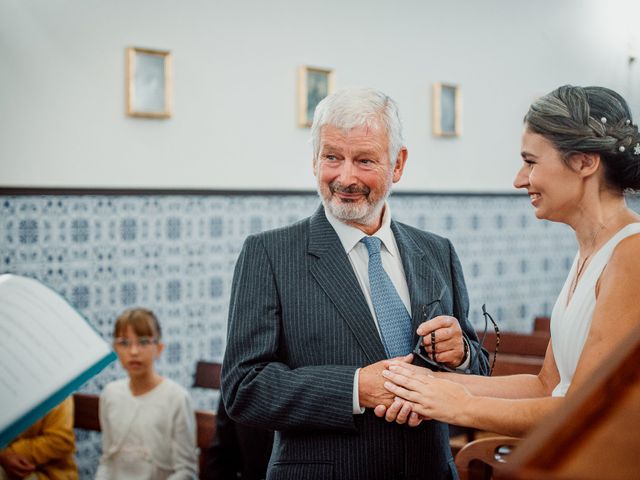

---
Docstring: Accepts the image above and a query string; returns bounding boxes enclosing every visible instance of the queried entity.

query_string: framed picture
[432,83,462,137]
[126,47,172,119]
[298,65,335,127]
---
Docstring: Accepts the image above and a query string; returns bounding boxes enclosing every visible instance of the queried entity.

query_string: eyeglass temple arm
[474,304,499,375]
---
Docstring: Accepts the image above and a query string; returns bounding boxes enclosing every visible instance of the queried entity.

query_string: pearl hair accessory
[634,143,640,156]
[619,146,626,152]
[601,117,607,124]
[626,120,632,125]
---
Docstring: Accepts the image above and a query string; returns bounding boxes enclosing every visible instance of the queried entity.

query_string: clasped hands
[0,450,36,478]
[358,315,469,427]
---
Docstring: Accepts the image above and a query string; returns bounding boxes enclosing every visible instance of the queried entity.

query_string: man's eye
[325,155,337,161]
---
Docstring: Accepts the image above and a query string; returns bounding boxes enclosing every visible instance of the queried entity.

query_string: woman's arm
[435,340,559,399]
[382,366,562,436]
[382,364,562,436]
[377,338,560,428]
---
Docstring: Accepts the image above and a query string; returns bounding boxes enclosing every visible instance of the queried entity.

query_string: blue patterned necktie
[361,236,413,358]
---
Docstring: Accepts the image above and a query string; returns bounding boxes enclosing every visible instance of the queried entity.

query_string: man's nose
[336,160,356,183]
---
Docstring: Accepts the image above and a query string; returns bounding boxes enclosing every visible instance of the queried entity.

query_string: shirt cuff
[353,368,365,414]
[456,337,471,372]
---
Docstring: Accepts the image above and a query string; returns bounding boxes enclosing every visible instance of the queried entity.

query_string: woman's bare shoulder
[609,231,640,265]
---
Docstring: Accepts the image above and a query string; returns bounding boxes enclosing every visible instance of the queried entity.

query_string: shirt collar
[325,203,397,256]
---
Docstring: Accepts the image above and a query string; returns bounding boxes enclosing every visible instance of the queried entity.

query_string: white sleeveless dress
[550,223,640,397]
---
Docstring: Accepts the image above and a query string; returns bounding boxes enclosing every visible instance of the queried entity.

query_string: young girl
[95,308,198,479]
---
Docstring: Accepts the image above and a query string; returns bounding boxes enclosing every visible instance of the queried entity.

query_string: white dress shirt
[325,203,412,414]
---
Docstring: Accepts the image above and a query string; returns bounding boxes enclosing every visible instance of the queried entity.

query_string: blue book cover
[0,274,116,448]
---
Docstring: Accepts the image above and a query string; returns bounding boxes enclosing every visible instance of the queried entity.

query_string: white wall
[1,0,639,192]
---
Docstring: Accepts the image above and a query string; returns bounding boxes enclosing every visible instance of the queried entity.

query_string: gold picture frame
[297,65,335,127]
[126,47,172,119]
[432,83,462,137]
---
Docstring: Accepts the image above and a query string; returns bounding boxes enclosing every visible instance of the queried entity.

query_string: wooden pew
[454,321,640,479]
[192,361,221,389]
[73,393,216,480]
[501,321,640,479]
[533,316,550,333]
[455,436,520,480]
[479,330,549,376]
[191,360,222,475]
[73,392,100,431]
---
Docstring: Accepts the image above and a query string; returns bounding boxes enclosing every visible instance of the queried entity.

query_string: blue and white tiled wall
[1,191,638,477]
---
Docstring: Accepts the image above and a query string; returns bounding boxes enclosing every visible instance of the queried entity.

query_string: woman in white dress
[376,85,640,436]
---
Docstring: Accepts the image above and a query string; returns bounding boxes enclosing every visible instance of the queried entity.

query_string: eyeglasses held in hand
[113,337,158,349]
[413,287,500,375]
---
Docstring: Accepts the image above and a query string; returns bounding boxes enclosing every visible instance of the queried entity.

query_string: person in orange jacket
[0,396,78,480]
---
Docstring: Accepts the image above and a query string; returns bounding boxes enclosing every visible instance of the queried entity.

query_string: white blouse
[550,223,640,397]
[95,377,198,479]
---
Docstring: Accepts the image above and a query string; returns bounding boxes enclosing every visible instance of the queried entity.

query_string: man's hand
[358,354,413,409]
[0,450,36,478]
[374,398,426,427]
[373,362,435,427]
[417,315,465,367]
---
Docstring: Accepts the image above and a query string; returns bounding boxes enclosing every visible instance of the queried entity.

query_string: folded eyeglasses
[413,286,500,375]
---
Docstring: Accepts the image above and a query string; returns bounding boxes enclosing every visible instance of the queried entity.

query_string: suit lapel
[391,221,446,334]
[308,206,387,363]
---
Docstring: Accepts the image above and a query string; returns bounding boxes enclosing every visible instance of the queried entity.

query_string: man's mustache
[329,182,370,196]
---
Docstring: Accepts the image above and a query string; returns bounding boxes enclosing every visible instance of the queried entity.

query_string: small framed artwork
[298,65,335,127]
[432,83,462,137]
[126,47,172,119]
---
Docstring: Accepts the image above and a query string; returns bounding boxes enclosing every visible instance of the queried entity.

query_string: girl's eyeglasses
[113,337,158,349]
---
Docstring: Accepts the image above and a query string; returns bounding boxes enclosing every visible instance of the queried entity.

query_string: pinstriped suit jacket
[221,205,490,480]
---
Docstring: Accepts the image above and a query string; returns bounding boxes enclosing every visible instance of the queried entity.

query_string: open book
[0,274,116,447]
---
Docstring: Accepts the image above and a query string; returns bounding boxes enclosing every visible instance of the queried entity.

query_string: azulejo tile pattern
[1,192,638,478]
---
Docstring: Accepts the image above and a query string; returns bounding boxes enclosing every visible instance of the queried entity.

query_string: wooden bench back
[73,393,100,431]
[192,361,221,389]
[476,330,550,377]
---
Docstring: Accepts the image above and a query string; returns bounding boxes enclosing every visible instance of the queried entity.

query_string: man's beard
[317,178,391,227]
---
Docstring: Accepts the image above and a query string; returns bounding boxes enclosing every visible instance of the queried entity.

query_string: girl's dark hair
[524,85,640,192]
[113,308,162,339]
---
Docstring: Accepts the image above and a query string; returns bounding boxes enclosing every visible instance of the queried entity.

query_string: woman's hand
[380,364,473,425]
[373,363,435,426]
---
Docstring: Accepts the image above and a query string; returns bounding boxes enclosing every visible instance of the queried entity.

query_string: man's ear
[312,157,318,176]
[392,147,408,183]
[569,152,600,178]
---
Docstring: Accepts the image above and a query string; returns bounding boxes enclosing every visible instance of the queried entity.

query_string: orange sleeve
[9,397,76,466]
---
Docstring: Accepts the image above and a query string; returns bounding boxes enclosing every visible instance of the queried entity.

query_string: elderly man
[221,88,489,480]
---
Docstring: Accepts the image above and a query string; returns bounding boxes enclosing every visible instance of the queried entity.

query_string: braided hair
[524,85,640,192]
